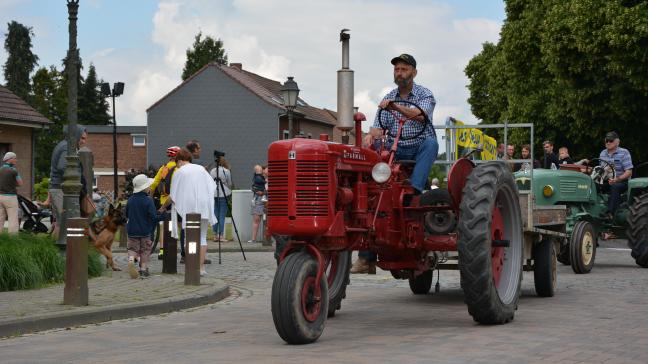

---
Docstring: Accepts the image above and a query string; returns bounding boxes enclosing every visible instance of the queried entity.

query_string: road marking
[602,248,631,251]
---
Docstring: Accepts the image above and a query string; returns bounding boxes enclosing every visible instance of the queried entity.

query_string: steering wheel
[376,100,431,141]
[590,158,617,185]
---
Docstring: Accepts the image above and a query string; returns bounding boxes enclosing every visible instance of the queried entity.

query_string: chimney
[230,63,242,71]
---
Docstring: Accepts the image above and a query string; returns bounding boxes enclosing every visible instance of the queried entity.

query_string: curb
[0,281,229,338]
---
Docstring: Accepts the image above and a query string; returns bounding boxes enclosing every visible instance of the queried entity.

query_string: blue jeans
[213,196,229,236]
[607,181,628,214]
[388,137,439,192]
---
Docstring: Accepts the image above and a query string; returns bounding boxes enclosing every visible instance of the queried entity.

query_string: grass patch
[0,233,103,291]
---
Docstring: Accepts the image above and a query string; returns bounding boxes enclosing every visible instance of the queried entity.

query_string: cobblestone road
[2,240,647,364]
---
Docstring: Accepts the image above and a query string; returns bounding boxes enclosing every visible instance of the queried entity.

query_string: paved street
[2,240,647,364]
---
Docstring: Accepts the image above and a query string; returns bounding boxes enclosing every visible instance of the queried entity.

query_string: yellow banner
[453,119,497,160]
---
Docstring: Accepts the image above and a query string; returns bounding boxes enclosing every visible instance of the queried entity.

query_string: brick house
[84,125,147,193]
[0,85,52,197]
[147,62,341,185]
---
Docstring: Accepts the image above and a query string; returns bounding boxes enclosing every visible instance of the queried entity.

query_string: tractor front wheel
[325,251,351,317]
[272,252,329,344]
[533,238,557,297]
[569,221,596,274]
[627,193,648,268]
[457,162,523,324]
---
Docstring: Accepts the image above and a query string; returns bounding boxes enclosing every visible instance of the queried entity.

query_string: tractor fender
[447,158,475,213]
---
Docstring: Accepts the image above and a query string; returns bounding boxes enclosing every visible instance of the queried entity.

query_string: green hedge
[0,233,103,292]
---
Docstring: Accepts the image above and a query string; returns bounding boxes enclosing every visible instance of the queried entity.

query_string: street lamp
[100,82,124,200]
[281,76,299,139]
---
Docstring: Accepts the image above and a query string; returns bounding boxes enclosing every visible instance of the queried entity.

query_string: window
[132,134,146,147]
[282,130,289,140]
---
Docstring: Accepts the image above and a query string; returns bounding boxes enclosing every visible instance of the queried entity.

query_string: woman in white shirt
[170,149,216,276]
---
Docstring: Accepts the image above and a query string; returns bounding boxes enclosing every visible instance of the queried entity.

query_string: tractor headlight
[372,162,391,183]
[543,185,554,197]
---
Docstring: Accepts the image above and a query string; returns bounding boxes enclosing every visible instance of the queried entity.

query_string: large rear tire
[457,162,523,324]
[569,221,596,274]
[325,251,351,317]
[533,238,557,297]
[409,269,433,294]
[627,193,648,268]
[271,252,329,344]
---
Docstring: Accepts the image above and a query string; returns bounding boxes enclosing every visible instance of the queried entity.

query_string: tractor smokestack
[337,29,354,135]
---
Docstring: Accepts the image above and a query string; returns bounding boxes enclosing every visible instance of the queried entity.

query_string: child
[125,174,164,278]
[249,165,266,243]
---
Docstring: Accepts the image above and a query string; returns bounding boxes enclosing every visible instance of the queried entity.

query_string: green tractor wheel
[569,221,597,274]
[627,193,648,268]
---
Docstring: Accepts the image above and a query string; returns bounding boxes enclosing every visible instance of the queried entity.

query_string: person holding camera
[210,152,232,242]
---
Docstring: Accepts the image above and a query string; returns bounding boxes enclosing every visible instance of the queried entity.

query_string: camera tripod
[214,161,246,263]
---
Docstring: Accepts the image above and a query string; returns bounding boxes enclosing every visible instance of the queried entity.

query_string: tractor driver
[353,54,439,274]
[600,131,633,219]
[362,53,439,196]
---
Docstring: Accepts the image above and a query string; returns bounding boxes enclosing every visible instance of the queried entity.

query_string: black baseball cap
[391,54,416,68]
[605,131,619,140]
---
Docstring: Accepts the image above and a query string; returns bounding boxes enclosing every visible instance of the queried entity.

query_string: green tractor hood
[514,169,595,206]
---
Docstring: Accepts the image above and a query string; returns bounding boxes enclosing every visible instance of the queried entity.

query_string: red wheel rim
[301,276,322,322]
[325,252,338,287]
[491,206,505,288]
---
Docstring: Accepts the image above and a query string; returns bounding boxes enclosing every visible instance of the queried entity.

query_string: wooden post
[162,219,177,274]
[64,217,88,306]
[184,213,201,285]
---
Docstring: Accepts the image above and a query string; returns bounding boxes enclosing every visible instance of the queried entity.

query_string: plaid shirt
[599,147,633,177]
[372,83,436,149]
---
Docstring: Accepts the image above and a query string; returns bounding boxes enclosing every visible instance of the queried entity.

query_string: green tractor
[515,162,648,273]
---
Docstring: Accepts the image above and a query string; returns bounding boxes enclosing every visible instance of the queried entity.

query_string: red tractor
[268,30,523,344]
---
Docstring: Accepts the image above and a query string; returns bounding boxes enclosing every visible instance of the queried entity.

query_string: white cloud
[91,48,115,58]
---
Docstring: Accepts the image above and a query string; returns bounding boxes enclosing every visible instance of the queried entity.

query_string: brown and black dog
[88,204,127,271]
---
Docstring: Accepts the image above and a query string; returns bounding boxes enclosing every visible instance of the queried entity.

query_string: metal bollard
[64,218,89,306]
[184,213,201,285]
[162,219,177,274]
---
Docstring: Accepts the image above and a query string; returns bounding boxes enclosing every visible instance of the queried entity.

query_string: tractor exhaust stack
[337,29,354,142]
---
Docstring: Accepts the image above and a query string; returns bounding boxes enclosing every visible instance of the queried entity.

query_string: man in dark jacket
[45,125,87,244]
[541,140,560,169]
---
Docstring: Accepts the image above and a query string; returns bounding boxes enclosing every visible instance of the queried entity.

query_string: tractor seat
[396,159,416,167]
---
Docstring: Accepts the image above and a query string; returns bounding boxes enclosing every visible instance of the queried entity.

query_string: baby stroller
[17,194,51,234]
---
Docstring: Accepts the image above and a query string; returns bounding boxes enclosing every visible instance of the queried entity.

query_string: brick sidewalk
[0,253,230,337]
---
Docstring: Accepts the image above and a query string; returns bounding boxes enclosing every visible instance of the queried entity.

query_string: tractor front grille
[267,161,288,216]
[267,159,329,217]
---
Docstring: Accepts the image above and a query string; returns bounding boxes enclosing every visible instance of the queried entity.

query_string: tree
[182,32,228,80]
[31,66,66,180]
[78,64,110,125]
[3,21,39,101]
[465,0,648,164]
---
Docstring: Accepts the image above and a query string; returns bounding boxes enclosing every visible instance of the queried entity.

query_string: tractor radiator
[267,159,330,217]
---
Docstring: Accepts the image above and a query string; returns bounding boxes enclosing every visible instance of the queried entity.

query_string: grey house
[147,62,338,186]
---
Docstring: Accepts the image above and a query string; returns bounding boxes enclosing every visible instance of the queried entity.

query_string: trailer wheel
[569,221,596,274]
[457,162,523,325]
[325,251,351,317]
[421,189,456,234]
[409,269,433,294]
[272,252,329,344]
[533,238,557,297]
[627,193,648,268]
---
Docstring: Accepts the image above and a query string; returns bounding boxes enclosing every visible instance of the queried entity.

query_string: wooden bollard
[64,218,88,306]
[184,213,201,285]
[162,219,177,274]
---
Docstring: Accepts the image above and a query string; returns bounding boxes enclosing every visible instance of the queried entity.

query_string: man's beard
[394,76,412,88]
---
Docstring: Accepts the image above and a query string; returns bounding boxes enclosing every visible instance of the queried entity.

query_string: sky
[0,0,505,133]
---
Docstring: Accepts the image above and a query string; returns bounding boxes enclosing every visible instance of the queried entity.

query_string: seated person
[600,131,633,218]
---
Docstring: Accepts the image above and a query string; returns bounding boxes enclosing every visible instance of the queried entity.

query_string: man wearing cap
[600,131,633,218]
[355,54,438,274]
[0,152,23,233]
